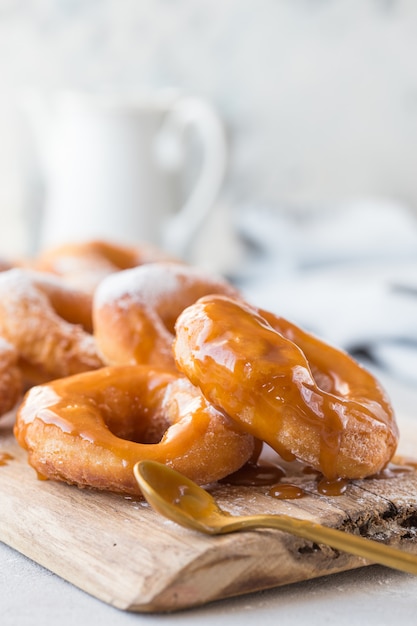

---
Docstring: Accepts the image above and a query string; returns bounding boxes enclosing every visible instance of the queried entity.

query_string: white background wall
[1,0,417,259]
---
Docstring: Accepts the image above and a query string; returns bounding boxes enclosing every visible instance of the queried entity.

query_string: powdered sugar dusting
[0,268,102,375]
[94,262,234,309]
[0,269,50,315]
[0,336,15,355]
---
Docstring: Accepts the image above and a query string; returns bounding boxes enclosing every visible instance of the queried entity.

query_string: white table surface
[2,368,417,626]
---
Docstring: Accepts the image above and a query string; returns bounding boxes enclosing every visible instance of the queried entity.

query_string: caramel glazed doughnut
[93,261,241,371]
[14,366,255,495]
[174,295,399,481]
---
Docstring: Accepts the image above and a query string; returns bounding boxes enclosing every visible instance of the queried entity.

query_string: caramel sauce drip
[268,483,306,500]
[220,462,285,486]
[221,458,349,499]
[217,458,308,499]
[35,470,49,481]
[317,476,349,496]
[0,451,13,466]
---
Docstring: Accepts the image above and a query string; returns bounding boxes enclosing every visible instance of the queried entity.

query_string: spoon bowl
[134,460,417,576]
[134,458,228,533]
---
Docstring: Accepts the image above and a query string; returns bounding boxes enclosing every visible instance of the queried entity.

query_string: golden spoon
[133,459,417,576]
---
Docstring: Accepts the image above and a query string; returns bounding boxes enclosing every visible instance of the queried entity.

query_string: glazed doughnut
[93,262,240,371]
[14,365,255,495]
[0,268,103,385]
[174,295,399,481]
[0,338,23,417]
[31,239,177,293]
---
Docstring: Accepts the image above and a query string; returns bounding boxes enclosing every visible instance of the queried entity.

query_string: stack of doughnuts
[0,238,399,496]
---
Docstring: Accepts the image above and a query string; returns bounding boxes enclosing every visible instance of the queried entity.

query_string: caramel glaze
[220,461,286,486]
[221,458,348,498]
[174,295,399,482]
[268,483,306,500]
[13,365,255,495]
[0,451,13,466]
[220,459,307,499]
[220,453,413,499]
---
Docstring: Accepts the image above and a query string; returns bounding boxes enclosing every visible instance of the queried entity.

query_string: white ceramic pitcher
[23,89,227,259]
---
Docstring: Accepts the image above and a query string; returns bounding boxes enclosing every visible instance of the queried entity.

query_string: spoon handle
[222,514,417,575]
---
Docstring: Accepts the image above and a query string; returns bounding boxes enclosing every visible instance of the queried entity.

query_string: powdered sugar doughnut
[0,269,103,385]
[93,262,240,371]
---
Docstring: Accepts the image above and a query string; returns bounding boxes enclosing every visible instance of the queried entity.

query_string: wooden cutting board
[1,409,417,613]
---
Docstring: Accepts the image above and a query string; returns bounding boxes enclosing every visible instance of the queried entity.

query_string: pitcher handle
[154,96,227,259]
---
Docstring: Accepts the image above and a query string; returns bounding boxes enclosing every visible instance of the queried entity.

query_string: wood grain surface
[1,409,417,613]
